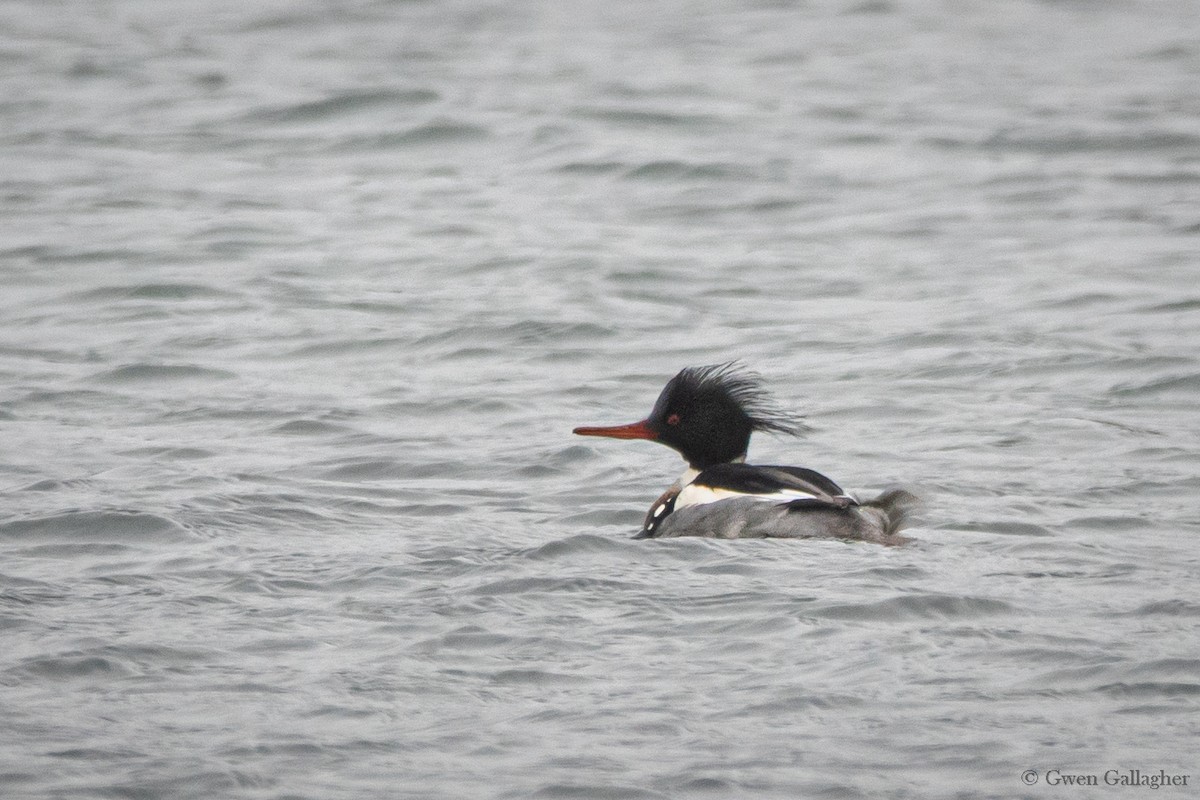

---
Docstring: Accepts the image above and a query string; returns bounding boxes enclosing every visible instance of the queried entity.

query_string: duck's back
[643,490,916,544]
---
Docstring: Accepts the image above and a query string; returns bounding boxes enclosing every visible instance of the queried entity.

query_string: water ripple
[0,510,190,544]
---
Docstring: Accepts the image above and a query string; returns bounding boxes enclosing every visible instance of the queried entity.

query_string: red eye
[666,413,680,426]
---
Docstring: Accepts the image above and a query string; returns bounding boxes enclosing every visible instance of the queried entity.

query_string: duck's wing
[755,465,851,501]
[681,463,857,509]
[638,463,857,539]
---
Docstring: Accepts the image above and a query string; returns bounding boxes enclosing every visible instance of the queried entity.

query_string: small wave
[285,336,409,358]
[69,283,239,302]
[1126,599,1200,617]
[841,564,930,582]
[844,0,895,14]
[250,88,438,123]
[430,626,517,652]
[1110,170,1200,186]
[555,160,625,175]
[413,320,615,349]
[952,520,1054,537]
[491,669,592,687]
[469,576,636,596]
[1110,372,1200,397]
[271,418,359,436]
[984,128,1200,154]
[47,746,146,760]
[1039,291,1122,309]
[1141,298,1200,313]
[1099,681,1200,699]
[811,592,1015,621]
[555,508,636,527]
[521,534,629,561]
[621,160,754,182]
[1028,656,1200,699]
[0,510,189,544]
[15,653,135,680]
[39,247,149,265]
[1065,515,1147,532]
[318,458,467,482]
[1128,657,1200,680]
[92,363,237,384]
[345,120,489,149]
[572,106,721,129]
[529,782,667,799]
[117,446,216,460]
[17,477,98,492]
[395,503,469,517]
[1141,42,1196,62]
[692,561,763,577]
[0,575,69,613]
[13,388,113,409]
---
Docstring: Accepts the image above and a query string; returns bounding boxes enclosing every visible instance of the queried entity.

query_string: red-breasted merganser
[573,363,916,543]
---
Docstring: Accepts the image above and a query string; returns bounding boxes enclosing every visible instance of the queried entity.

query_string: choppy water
[3,1,1199,798]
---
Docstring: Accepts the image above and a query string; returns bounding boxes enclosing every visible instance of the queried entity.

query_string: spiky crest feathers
[658,362,807,437]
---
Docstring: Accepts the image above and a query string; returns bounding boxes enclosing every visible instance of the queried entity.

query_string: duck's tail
[864,489,920,537]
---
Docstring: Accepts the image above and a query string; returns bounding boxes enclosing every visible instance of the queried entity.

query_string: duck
[573,363,916,543]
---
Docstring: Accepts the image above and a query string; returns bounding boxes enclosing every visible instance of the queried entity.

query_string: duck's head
[573,362,804,469]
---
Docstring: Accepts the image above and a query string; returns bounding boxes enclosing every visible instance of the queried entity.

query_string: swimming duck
[573,363,916,543]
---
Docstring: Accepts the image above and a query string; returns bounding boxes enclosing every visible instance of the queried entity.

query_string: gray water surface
[2,1,1199,798]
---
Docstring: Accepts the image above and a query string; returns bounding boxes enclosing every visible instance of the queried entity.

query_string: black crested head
[647,362,804,467]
